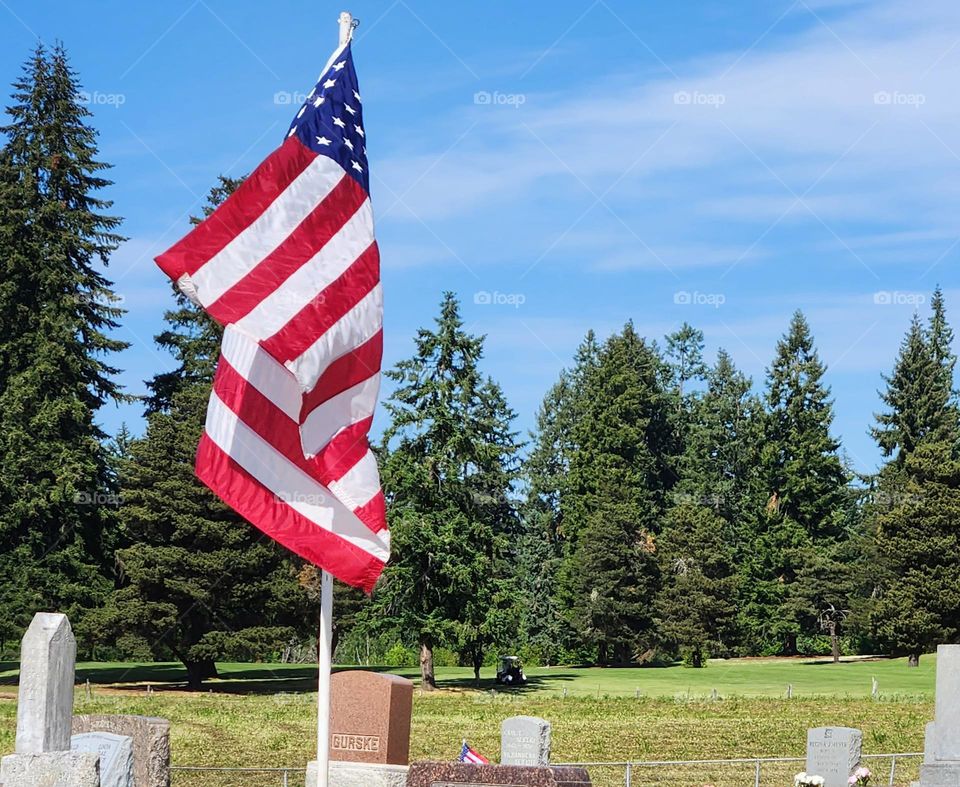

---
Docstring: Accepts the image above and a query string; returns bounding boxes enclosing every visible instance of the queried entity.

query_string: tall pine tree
[560,324,673,664]
[518,331,599,664]
[0,44,127,650]
[754,312,850,655]
[868,291,960,665]
[371,293,520,687]
[658,349,764,659]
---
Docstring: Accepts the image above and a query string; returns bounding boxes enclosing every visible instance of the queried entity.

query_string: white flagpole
[316,569,334,787]
[316,14,353,787]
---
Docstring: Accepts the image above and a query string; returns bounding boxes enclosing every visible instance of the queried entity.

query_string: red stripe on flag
[300,330,383,419]
[212,356,309,473]
[352,489,387,534]
[155,138,317,281]
[214,357,380,526]
[309,418,373,485]
[205,174,367,325]
[262,241,380,363]
[196,434,384,593]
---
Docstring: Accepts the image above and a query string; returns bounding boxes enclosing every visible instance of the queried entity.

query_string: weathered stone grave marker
[805,726,862,787]
[0,613,100,787]
[71,732,133,787]
[501,716,551,766]
[72,714,171,787]
[913,644,960,786]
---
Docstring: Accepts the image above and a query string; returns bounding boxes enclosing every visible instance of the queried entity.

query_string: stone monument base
[912,763,960,787]
[0,751,100,787]
[307,759,409,787]
[407,761,592,786]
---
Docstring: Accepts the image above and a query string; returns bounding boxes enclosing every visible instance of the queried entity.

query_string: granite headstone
[501,716,551,767]
[805,727,862,787]
[407,761,591,787]
[328,670,413,765]
[72,714,171,787]
[71,731,133,787]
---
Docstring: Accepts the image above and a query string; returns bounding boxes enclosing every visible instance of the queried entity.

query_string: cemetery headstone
[306,670,415,787]
[71,732,133,787]
[913,644,960,787]
[501,716,551,766]
[0,751,101,787]
[72,715,171,787]
[407,761,592,787]
[328,670,414,765]
[805,727,862,787]
[0,613,101,787]
[14,613,75,754]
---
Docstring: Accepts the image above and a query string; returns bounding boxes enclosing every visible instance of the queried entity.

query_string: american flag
[458,742,490,765]
[155,41,388,593]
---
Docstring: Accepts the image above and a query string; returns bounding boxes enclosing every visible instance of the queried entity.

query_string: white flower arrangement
[848,766,872,786]
[794,773,825,787]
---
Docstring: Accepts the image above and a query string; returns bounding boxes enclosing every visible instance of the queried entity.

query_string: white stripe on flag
[191,158,346,304]
[327,449,381,510]
[233,199,374,339]
[204,390,390,562]
[288,283,383,393]
[219,326,301,422]
[300,373,380,456]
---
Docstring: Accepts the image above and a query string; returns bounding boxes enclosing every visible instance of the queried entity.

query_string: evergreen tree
[754,312,850,654]
[663,349,764,656]
[105,177,309,687]
[867,292,960,665]
[664,322,707,403]
[871,312,953,468]
[0,44,128,650]
[371,293,520,688]
[654,502,738,666]
[561,324,672,664]
[518,331,600,664]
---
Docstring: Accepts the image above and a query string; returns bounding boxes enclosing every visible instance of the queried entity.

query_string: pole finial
[339,11,355,46]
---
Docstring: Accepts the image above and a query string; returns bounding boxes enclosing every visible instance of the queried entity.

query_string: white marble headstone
[72,731,133,787]
[500,715,551,766]
[14,613,75,754]
[806,727,862,787]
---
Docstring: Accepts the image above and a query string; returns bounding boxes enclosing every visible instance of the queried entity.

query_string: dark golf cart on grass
[495,655,527,686]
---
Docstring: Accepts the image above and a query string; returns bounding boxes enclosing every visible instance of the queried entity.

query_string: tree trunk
[692,648,703,669]
[597,641,608,666]
[419,636,436,690]
[908,652,920,668]
[831,633,840,664]
[473,652,482,686]
[185,658,218,690]
[784,633,798,656]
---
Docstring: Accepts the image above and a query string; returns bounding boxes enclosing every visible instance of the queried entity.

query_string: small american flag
[458,741,489,765]
[155,40,388,592]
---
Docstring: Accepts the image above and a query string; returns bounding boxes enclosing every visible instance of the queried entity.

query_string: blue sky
[1,0,957,474]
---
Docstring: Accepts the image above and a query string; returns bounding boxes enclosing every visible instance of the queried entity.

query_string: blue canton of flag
[287,42,369,192]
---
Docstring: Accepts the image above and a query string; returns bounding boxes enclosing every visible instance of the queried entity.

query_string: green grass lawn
[0,653,935,698]
[0,656,938,787]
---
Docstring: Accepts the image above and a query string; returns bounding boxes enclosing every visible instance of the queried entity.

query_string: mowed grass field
[0,656,937,786]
